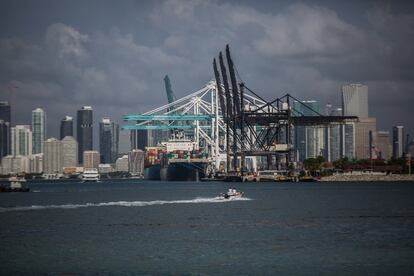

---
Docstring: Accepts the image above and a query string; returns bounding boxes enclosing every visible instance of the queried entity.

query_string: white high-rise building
[32,108,46,154]
[62,136,78,168]
[11,125,32,156]
[342,84,368,118]
[44,138,63,174]
[128,149,144,175]
[115,155,129,172]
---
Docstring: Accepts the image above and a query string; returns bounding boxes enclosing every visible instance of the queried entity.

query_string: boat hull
[144,164,161,180]
[160,162,205,181]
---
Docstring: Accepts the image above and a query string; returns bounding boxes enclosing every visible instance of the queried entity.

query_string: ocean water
[1,180,414,275]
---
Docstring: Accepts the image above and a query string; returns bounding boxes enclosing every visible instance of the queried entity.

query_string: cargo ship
[144,140,208,181]
[144,147,164,180]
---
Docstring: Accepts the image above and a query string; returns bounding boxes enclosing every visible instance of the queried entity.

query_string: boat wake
[0,197,251,213]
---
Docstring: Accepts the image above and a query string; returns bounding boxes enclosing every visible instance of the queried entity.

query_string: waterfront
[1,180,414,275]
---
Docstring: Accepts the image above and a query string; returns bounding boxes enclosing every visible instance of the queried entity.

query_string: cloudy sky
[1,0,413,151]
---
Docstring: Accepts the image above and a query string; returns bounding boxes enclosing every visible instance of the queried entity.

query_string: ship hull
[144,164,161,180]
[160,162,206,181]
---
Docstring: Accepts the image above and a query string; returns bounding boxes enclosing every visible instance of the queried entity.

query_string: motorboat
[220,188,244,199]
[82,168,100,182]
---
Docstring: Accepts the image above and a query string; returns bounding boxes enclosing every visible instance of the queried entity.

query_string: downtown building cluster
[292,83,413,164]
[0,104,144,177]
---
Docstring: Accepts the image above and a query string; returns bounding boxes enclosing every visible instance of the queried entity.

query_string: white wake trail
[0,197,251,213]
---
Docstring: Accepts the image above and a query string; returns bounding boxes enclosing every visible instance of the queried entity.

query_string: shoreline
[320,174,414,182]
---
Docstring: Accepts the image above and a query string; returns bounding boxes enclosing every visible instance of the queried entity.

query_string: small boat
[220,188,244,199]
[0,176,29,192]
[82,168,100,182]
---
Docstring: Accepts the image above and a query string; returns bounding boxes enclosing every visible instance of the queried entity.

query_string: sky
[0,0,413,152]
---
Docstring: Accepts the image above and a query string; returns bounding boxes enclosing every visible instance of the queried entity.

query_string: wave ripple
[0,197,251,212]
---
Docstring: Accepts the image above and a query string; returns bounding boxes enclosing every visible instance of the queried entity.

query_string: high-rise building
[83,150,100,169]
[0,120,10,159]
[0,101,11,123]
[325,107,342,162]
[43,138,63,174]
[11,125,32,156]
[293,100,325,161]
[341,123,355,159]
[62,136,78,168]
[372,131,392,160]
[99,117,119,164]
[393,126,405,159]
[32,108,46,154]
[60,116,73,139]
[342,84,368,118]
[0,101,11,158]
[77,106,93,164]
[354,118,377,160]
[130,129,150,150]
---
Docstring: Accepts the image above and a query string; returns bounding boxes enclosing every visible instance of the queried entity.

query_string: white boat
[220,188,244,199]
[82,168,100,182]
[1,176,29,192]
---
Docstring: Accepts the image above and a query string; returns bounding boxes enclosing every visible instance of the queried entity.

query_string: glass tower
[32,108,46,154]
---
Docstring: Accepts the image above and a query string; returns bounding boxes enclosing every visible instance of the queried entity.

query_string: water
[1,180,414,275]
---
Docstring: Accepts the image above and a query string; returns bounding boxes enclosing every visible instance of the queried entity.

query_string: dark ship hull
[160,162,206,181]
[144,164,161,180]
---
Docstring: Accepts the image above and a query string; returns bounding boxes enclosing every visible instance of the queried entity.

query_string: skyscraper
[342,84,368,117]
[0,120,10,159]
[77,106,93,164]
[293,100,325,161]
[60,116,73,139]
[130,129,149,150]
[0,101,11,158]
[11,125,32,156]
[393,126,405,158]
[354,118,377,159]
[0,101,11,123]
[32,108,46,154]
[372,131,392,160]
[99,117,119,164]
[341,83,376,160]
[62,136,78,167]
[43,138,62,174]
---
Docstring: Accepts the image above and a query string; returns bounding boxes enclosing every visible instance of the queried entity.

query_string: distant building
[98,163,113,174]
[373,131,392,160]
[83,150,100,169]
[0,120,10,160]
[11,125,32,156]
[293,100,325,161]
[77,106,93,164]
[115,155,129,172]
[130,129,149,150]
[326,107,342,161]
[62,136,78,168]
[0,155,30,174]
[341,123,355,159]
[99,117,119,164]
[32,108,46,154]
[60,116,73,139]
[29,153,43,174]
[342,83,368,118]
[393,126,405,158]
[43,138,63,174]
[128,149,144,175]
[354,118,377,160]
[0,101,11,158]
